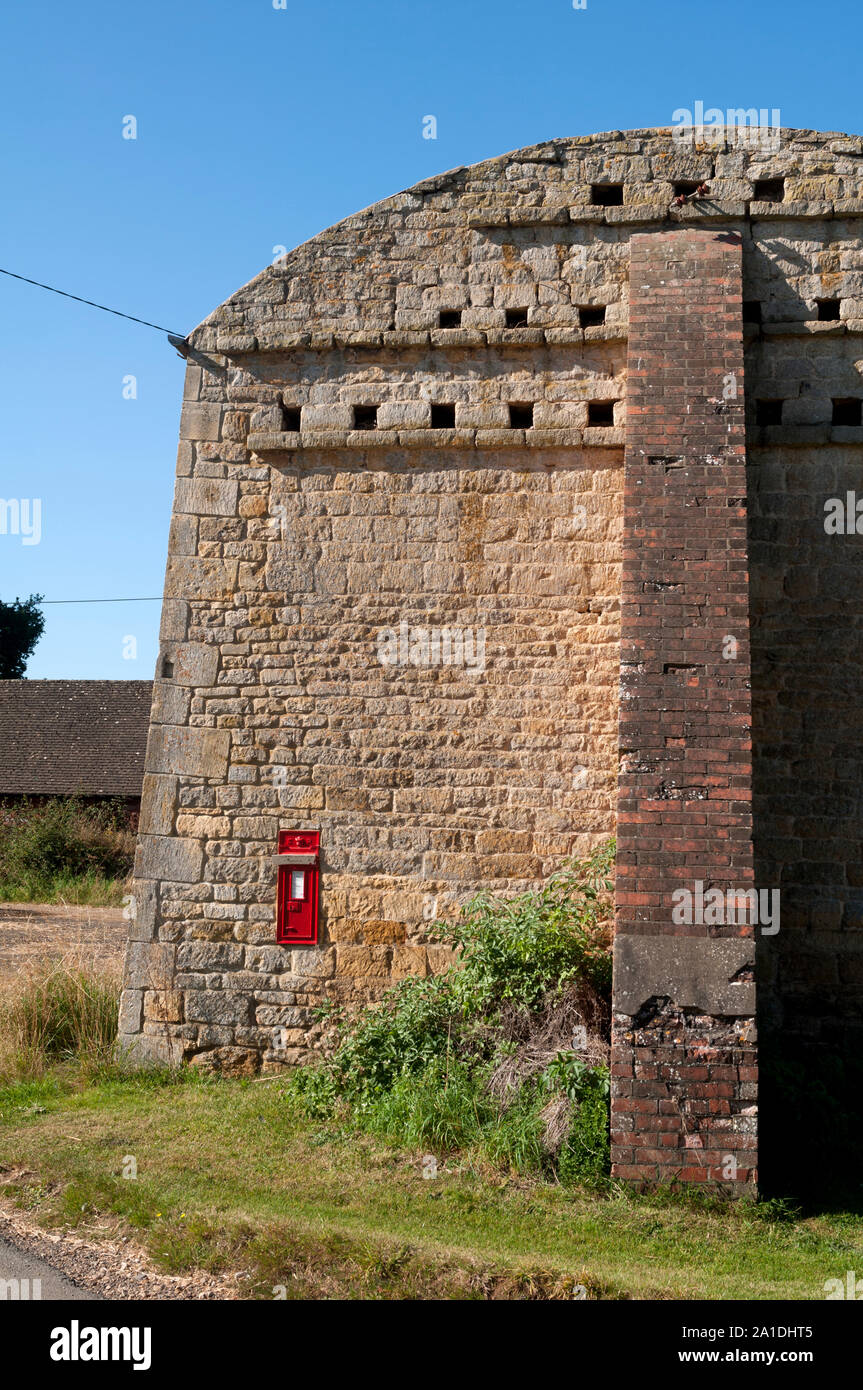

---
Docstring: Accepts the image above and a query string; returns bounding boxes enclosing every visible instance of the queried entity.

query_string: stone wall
[123,361,623,1072]
[121,127,863,1190]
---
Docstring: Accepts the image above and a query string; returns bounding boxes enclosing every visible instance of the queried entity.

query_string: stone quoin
[120,126,863,1192]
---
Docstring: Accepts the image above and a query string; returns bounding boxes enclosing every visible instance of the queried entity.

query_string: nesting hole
[430,403,455,429]
[508,403,534,429]
[753,177,785,202]
[353,405,378,430]
[587,401,615,427]
[590,183,623,206]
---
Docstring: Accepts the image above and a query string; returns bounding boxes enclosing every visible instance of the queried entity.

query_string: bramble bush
[292,840,615,1185]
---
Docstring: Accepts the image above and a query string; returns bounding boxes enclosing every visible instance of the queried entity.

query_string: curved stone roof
[189,125,863,353]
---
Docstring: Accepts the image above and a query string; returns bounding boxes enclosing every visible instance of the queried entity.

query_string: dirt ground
[0,903,127,987]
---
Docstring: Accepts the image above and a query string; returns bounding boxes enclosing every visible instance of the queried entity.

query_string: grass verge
[1,1064,861,1300]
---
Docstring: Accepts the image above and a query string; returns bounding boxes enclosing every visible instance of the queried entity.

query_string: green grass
[0,872,129,906]
[1,1064,861,1300]
[0,843,857,1299]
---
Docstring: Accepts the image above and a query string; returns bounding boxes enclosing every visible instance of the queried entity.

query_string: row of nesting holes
[591,178,787,205]
[442,298,839,328]
[744,299,842,324]
[438,306,606,329]
[756,398,863,426]
[279,402,616,431]
[342,402,616,430]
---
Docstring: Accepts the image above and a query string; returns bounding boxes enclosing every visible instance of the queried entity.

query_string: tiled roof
[0,680,152,797]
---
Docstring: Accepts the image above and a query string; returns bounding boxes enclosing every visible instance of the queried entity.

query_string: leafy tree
[0,595,45,678]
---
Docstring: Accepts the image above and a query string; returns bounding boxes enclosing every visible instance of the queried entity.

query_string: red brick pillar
[611,230,757,1190]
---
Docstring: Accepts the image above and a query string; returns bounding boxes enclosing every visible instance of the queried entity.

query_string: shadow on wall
[749,449,863,1204]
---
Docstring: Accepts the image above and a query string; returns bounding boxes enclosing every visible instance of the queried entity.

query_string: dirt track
[0,903,127,986]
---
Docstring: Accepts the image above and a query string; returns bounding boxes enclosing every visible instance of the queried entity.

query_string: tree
[0,595,45,678]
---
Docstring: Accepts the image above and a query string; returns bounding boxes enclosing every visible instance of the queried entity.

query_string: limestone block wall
[122,352,623,1070]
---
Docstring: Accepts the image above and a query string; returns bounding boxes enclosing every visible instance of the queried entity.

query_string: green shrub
[0,797,134,903]
[291,841,615,1185]
[294,974,456,1119]
[442,841,614,1015]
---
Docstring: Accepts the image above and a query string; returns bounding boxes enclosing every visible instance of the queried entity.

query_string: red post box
[274,830,320,945]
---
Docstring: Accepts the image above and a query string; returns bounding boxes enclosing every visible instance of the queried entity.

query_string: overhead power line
[0,267,186,339]
[41,597,162,605]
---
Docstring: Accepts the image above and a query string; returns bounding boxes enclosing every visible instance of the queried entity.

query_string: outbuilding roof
[0,680,152,797]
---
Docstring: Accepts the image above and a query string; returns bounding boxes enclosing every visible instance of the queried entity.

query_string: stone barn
[121,125,863,1195]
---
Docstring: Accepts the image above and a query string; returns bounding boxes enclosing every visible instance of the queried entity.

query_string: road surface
[0,1234,103,1300]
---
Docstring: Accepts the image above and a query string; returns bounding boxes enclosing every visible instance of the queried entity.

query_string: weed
[292,842,615,1184]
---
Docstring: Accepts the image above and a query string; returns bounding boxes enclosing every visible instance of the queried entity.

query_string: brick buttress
[611,230,757,1190]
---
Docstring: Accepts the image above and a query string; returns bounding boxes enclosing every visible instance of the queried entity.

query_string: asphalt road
[0,1235,103,1301]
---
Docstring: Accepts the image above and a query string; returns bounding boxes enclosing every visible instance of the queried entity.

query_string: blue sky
[1,0,859,678]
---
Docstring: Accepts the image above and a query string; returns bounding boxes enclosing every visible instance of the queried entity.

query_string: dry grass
[485,980,609,1159]
[0,903,127,989]
[487,981,609,1098]
[0,950,121,1080]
